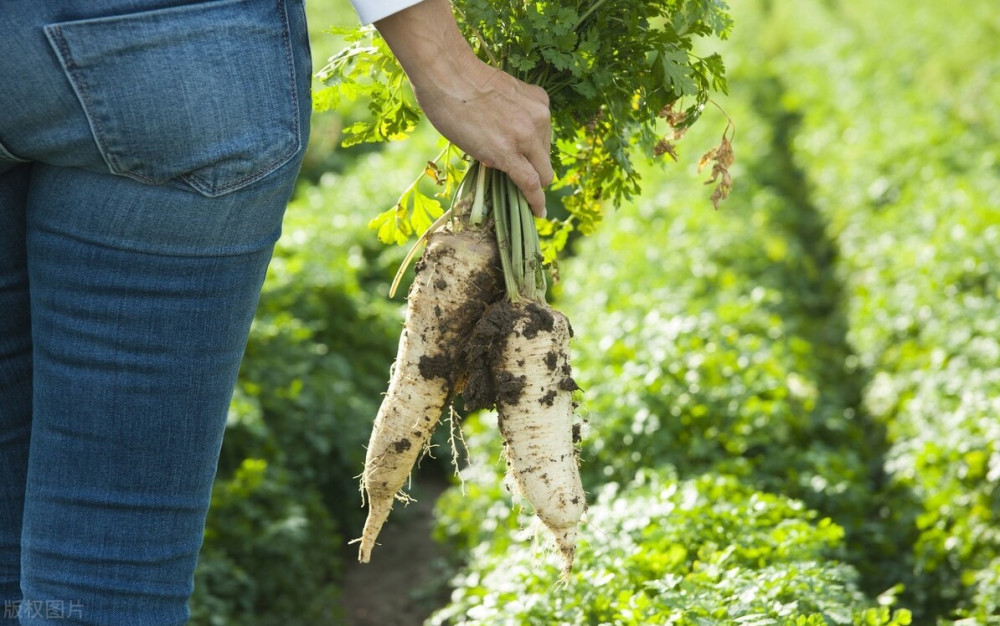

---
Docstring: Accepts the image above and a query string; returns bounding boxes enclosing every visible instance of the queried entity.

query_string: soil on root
[411,228,503,389]
[462,300,576,411]
[417,353,453,382]
[461,300,517,411]
[494,371,527,407]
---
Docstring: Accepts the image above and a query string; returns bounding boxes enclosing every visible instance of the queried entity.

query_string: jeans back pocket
[44,0,302,197]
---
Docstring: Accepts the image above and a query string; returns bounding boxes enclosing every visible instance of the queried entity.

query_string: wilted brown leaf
[658,102,688,128]
[654,138,679,160]
[699,122,734,209]
[424,160,446,185]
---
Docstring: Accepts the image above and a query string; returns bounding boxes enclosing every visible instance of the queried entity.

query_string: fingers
[485,139,550,218]
[399,50,554,215]
[521,136,554,217]
[451,81,552,217]
[500,154,548,218]
[498,157,543,218]
[501,79,554,217]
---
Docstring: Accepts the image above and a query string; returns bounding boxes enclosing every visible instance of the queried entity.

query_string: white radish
[358,226,501,563]
[466,299,587,577]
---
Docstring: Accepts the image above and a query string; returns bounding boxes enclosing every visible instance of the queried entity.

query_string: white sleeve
[349,0,428,25]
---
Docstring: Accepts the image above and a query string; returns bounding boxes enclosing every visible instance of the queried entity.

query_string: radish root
[359,165,587,578]
[464,299,586,576]
[358,227,501,563]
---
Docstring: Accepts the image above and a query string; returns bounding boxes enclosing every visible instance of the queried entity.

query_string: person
[0,0,552,622]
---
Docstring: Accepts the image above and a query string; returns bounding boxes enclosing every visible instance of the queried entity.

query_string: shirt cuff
[349,0,428,25]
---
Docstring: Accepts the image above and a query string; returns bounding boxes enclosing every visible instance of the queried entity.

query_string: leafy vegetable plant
[317,0,734,261]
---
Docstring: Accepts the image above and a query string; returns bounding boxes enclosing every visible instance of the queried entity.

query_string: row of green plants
[429,0,998,624]
[186,0,998,623]
[428,53,911,626]
[765,1,1000,620]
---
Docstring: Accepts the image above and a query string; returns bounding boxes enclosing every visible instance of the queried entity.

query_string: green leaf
[367,205,411,246]
[366,185,444,246]
[407,188,444,236]
[654,47,700,96]
[321,0,733,252]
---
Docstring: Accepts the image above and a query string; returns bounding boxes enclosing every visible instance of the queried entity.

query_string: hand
[374,0,554,217]
[415,54,554,218]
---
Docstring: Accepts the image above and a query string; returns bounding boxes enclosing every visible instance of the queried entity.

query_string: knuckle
[529,84,550,105]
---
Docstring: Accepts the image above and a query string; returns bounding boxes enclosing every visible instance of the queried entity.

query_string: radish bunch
[359,165,586,577]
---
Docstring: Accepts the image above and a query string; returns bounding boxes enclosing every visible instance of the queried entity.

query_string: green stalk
[492,168,520,300]
[509,173,524,292]
[573,0,610,32]
[469,161,488,225]
[498,174,547,304]
[519,188,546,296]
[531,210,547,294]
[464,163,546,305]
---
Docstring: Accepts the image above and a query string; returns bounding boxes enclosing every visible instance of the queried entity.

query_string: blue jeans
[0,1,312,623]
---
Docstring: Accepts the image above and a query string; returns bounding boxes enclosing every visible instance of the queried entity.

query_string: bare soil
[339,474,453,626]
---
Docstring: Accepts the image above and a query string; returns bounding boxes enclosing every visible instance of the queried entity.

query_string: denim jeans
[0,1,312,623]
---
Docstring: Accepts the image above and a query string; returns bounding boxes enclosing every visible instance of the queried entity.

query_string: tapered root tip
[358,538,374,563]
[552,526,578,579]
[357,499,392,564]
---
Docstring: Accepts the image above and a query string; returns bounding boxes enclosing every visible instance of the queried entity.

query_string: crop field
[189,1,999,624]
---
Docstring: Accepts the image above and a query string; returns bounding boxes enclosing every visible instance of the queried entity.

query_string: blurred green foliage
[190,458,342,625]
[189,0,999,624]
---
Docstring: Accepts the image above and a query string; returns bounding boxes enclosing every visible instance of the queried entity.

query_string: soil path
[339,475,452,626]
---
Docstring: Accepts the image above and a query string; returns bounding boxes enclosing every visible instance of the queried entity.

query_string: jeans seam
[0,138,30,163]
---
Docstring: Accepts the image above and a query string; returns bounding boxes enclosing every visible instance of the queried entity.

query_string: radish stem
[510,174,524,290]
[469,161,488,225]
[450,162,547,304]
[492,171,519,299]
[515,182,545,297]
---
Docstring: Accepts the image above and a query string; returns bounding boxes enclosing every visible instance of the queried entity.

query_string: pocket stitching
[45,24,136,180]
[179,0,300,196]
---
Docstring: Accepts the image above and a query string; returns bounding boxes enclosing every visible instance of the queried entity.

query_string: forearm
[371,0,480,103]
